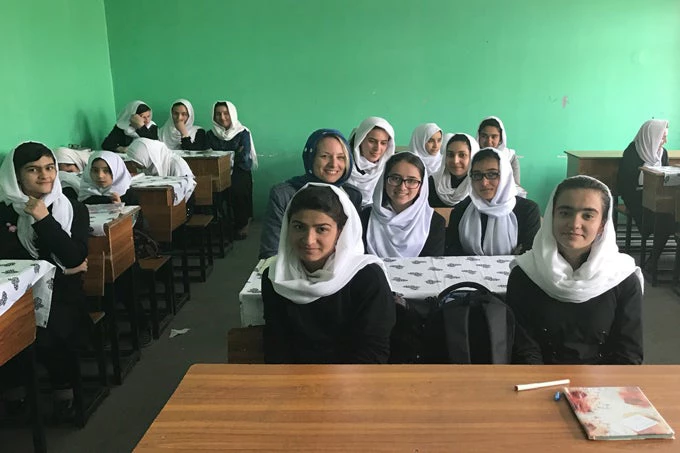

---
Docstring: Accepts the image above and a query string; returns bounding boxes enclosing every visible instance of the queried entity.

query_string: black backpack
[389,282,516,364]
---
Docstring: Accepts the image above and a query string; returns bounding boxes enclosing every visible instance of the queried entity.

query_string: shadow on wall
[71,110,95,149]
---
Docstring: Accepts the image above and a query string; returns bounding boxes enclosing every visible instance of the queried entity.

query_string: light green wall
[0,0,116,157]
[104,0,679,214]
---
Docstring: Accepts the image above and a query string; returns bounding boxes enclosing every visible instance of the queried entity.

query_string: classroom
[2,0,680,451]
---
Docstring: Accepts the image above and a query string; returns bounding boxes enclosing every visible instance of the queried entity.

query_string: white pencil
[514,379,570,392]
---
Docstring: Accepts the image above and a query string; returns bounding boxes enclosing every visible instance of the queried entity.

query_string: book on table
[563,386,675,441]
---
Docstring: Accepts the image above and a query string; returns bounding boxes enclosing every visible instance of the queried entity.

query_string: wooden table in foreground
[135,364,679,452]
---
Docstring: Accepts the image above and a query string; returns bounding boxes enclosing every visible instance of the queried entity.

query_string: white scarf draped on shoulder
[159,98,201,149]
[0,143,74,261]
[78,151,132,201]
[513,176,642,303]
[268,183,386,304]
[126,138,194,178]
[210,100,258,170]
[408,123,442,175]
[116,100,156,138]
[346,117,396,206]
[432,132,480,206]
[459,148,518,255]
[633,119,668,184]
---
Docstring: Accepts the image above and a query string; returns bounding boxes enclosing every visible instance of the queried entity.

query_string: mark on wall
[562,96,569,108]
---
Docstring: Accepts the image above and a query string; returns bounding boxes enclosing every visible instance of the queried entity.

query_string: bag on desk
[389,282,515,364]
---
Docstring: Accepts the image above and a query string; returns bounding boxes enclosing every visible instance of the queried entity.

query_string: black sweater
[359,208,446,257]
[179,129,207,151]
[206,129,253,171]
[102,124,159,151]
[427,174,467,208]
[505,267,643,365]
[0,199,90,344]
[445,196,541,256]
[262,263,395,364]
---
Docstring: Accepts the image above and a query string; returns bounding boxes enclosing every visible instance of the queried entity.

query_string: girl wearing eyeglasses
[360,153,446,257]
[445,148,540,256]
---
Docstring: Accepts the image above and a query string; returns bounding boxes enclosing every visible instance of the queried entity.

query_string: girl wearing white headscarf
[102,100,158,153]
[429,133,480,207]
[477,116,521,185]
[0,142,90,414]
[159,98,206,150]
[507,176,643,364]
[408,123,443,176]
[445,148,540,256]
[54,147,90,173]
[78,151,135,205]
[206,100,257,239]
[346,117,396,207]
[126,137,194,178]
[262,183,395,364]
[361,153,446,257]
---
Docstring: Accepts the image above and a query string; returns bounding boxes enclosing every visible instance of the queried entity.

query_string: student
[345,116,395,207]
[0,142,89,421]
[259,129,362,259]
[506,176,643,364]
[262,184,395,364]
[361,153,445,257]
[102,100,158,153]
[476,116,520,185]
[445,148,540,256]
[159,98,206,151]
[206,101,257,240]
[616,119,672,269]
[409,123,443,175]
[54,147,90,200]
[429,133,480,208]
[126,137,194,178]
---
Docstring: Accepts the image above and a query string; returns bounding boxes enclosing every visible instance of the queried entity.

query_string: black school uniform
[101,125,159,152]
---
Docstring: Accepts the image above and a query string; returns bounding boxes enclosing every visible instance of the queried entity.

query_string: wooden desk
[136,364,679,452]
[132,187,187,242]
[182,153,232,192]
[641,167,680,215]
[0,289,35,367]
[565,150,680,197]
[87,207,139,285]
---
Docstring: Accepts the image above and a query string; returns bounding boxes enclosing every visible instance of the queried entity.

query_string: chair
[138,256,175,339]
[184,176,215,282]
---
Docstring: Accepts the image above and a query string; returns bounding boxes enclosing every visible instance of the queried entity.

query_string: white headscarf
[159,98,201,149]
[476,116,517,162]
[346,117,396,207]
[78,151,132,201]
[126,138,194,178]
[115,100,156,138]
[366,154,434,258]
[459,148,518,255]
[0,143,74,260]
[408,123,443,175]
[634,119,668,167]
[210,100,258,170]
[58,171,81,194]
[268,183,386,304]
[513,176,642,303]
[432,133,480,206]
[54,147,90,173]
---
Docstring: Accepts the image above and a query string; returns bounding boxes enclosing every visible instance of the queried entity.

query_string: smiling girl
[159,98,206,150]
[102,100,158,153]
[428,133,480,207]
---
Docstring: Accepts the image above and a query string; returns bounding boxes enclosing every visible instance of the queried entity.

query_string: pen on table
[514,378,570,392]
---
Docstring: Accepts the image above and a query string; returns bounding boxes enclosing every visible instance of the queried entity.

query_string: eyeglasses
[386,174,422,189]
[470,171,500,181]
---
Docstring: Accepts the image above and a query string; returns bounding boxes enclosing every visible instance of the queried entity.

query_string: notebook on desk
[563,386,675,441]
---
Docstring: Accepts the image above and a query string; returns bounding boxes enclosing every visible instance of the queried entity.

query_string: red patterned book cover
[563,387,675,440]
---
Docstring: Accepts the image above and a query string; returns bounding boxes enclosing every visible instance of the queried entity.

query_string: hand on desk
[63,258,88,275]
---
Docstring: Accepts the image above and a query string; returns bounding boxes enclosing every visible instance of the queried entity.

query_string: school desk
[564,150,680,196]
[239,255,514,327]
[134,363,679,452]
[129,184,188,243]
[175,151,233,192]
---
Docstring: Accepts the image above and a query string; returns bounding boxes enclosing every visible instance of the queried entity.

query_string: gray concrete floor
[2,222,680,452]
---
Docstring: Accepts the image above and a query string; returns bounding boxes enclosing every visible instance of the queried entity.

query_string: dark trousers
[230,167,253,231]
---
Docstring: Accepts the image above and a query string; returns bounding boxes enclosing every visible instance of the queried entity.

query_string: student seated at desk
[445,148,540,256]
[54,147,91,199]
[259,129,362,259]
[409,123,443,175]
[507,176,643,364]
[126,137,194,178]
[206,101,258,240]
[476,116,520,185]
[361,153,445,257]
[159,98,206,151]
[262,184,395,364]
[616,119,672,268]
[428,133,480,208]
[0,142,90,421]
[102,100,158,153]
[346,116,395,207]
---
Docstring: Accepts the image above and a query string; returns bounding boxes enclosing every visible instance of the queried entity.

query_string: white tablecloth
[86,204,140,236]
[0,260,57,328]
[130,175,196,205]
[238,255,514,327]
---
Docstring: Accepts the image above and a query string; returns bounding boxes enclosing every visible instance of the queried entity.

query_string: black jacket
[427,174,467,208]
[102,124,159,151]
[505,266,643,365]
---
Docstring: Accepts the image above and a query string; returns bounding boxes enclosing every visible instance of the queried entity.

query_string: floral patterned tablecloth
[86,204,140,236]
[238,255,514,327]
[130,175,196,205]
[0,259,57,328]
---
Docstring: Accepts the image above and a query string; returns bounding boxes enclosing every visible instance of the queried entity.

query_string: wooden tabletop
[135,364,679,452]
[565,150,680,159]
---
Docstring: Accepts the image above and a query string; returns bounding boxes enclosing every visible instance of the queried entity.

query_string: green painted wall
[104,0,679,214]
[0,0,116,157]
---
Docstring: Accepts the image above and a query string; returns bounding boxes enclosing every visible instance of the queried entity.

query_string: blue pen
[554,391,561,401]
